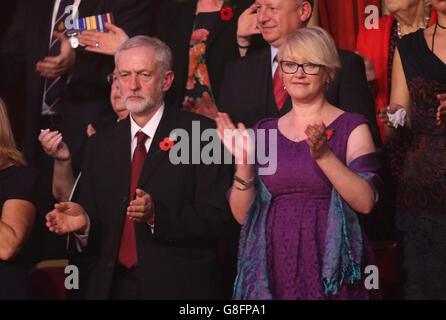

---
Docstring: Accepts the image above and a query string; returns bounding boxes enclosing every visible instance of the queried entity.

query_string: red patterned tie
[273,61,288,110]
[118,131,148,268]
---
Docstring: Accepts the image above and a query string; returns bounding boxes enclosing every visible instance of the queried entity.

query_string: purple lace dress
[257,113,378,299]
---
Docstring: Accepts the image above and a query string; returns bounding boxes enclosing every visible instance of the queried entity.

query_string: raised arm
[306,121,377,214]
[236,3,261,57]
[38,129,76,201]
[380,48,412,140]
[216,113,255,224]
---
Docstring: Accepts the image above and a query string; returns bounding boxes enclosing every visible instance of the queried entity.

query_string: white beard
[123,83,164,115]
[125,97,149,114]
[124,93,157,114]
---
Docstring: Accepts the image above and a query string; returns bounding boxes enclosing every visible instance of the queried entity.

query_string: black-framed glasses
[279,61,322,75]
[106,73,117,85]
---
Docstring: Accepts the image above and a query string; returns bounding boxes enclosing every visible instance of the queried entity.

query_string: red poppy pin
[159,137,175,151]
[220,7,234,21]
[325,128,335,141]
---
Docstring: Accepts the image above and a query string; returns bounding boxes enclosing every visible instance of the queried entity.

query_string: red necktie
[273,62,288,110]
[118,131,148,268]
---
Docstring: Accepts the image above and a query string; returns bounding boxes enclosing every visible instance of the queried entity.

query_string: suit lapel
[137,106,177,190]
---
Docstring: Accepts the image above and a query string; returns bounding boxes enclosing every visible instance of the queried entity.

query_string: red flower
[159,137,174,151]
[326,128,335,141]
[220,7,234,21]
[189,28,209,46]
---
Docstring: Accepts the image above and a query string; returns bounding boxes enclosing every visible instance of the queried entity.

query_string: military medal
[76,12,114,33]
[67,30,79,48]
[69,13,114,49]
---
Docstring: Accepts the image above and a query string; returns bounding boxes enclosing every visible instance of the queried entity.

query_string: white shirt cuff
[72,213,91,252]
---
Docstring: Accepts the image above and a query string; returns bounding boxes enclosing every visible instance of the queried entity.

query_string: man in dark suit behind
[45,36,236,299]
[219,0,382,147]
[0,0,153,259]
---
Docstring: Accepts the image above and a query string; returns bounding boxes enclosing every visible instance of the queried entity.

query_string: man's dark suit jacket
[156,0,264,108]
[77,106,236,299]
[0,0,153,173]
[219,47,382,147]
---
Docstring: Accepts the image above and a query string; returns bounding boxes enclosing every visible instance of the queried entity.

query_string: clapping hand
[127,189,155,224]
[46,202,88,235]
[377,103,407,128]
[305,121,330,160]
[215,112,254,165]
[183,92,219,120]
[436,93,446,126]
[78,22,129,55]
[36,31,75,77]
[38,129,71,161]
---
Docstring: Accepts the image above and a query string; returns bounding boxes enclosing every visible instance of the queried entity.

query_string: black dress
[0,165,38,299]
[396,29,446,299]
[156,0,264,108]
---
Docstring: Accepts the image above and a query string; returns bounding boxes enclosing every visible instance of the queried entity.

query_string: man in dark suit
[45,36,236,299]
[0,0,153,258]
[219,0,382,147]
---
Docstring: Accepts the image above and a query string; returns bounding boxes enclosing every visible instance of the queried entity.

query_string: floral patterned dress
[184,12,219,107]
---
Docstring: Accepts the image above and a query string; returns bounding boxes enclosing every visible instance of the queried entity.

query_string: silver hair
[114,36,173,74]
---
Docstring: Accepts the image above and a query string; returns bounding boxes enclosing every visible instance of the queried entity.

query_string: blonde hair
[0,97,26,167]
[278,26,341,81]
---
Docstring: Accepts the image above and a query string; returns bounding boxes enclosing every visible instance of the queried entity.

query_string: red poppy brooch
[159,133,177,151]
[325,128,335,141]
[220,0,235,21]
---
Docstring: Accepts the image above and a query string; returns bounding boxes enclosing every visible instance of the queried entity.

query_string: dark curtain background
[0,2,26,149]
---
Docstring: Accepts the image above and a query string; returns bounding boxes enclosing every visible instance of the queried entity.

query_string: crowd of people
[0,0,445,300]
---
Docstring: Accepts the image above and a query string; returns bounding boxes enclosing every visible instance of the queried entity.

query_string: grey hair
[114,36,173,74]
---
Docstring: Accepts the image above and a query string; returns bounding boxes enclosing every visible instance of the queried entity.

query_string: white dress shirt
[129,104,164,159]
[270,45,279,78]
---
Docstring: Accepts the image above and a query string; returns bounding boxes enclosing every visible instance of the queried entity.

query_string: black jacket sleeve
[328,50,382,148]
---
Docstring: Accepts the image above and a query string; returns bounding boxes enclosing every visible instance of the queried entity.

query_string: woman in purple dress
[216,27,382,300]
